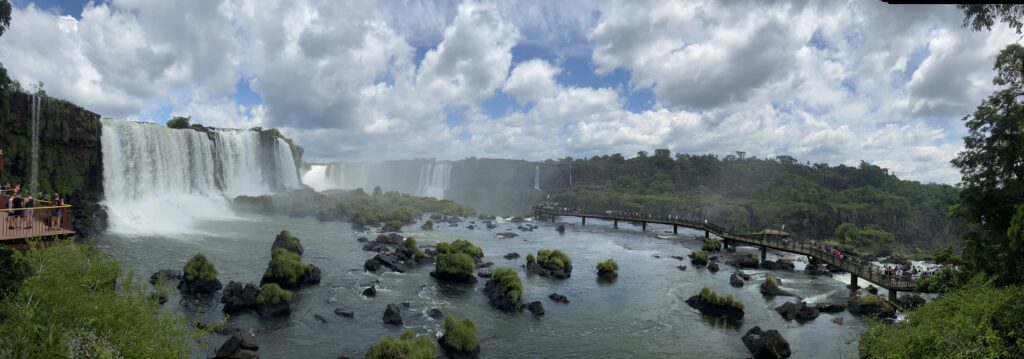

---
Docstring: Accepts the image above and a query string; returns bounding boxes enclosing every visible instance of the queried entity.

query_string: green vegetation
[533,249,572,270]
[556,224,566,233]
[510,216,525,222]
[478,214,497,220]
[436,239,483,260]
[383,220,403,232]
[256,283,293,305]
[182,253,217,282]
[861,278,1023,358]
[596,259,618,274]
[832,223,895,257]
[702,239,722,252]
[491,268,523,306]
[264,248,311,286]
[526,253,536,263]
[234,188,475,228]
[434,253,475,278]
[0,245,30,301]
[0,242,201,357]
[275,230,302,253]
[699,287,744,310]
[764,275,780,287]
[404,238,425,258]
[442,316,478,352]
[365,330,438,359]
[165,116,191,129]
[689,250,709,262]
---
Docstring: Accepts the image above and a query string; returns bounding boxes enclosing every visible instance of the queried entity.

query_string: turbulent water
[100,120,300,235]
[99,215,868,358]
[416,162,451,199]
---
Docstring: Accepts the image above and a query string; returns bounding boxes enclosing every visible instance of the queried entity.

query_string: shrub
[763,275,780,287]
[383,220,403,232]
[699,287,744,310]
[182,253,217,282]
[478,214,496,220]
[702,239,722,252]
[442,316,478,352]
[264,248,311,286]
[275,230,301,250]
[436,239,483,259]
[0,242,201,357]
[435,253,475,277]
[536,249,571,270]
[556,224,565,233]
[404,238,424,256]
[256,283,293,305]
[689,250,709,262]
[596,259,618,273]
[510,216,525,222]
[0,245,31,301]
[166,116,191,129]
[491,268,523,305]
[365,330,437,359]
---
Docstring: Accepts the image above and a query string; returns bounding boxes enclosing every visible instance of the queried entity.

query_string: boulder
[741,326,791,359]
[805,263,832,277]
[496,232,518,239]
[832,317,844,325]
[503,252,520,260]
[670,255,685,261]
[382,303,403,325]
[438,335,481,359]
[477,262,495,268]
[729,273,744,287]
[774,301,820,322]
[430,269,479,284]
[364,253,408,273]
[690,257,708,267]
[356,236,369,243]
[685,294,744,320]
[895,293,926,310]
[483,279,520,311]
[261,264,320,290]
[486,223,498,230]
[272,231,303,256]
[729,255,759,269]
[526,261,572,279]
[376,233,405,246]
[814,303,847,313]
[421,221,433,230]
[428,308,444,320]
[178,277,223,295]
[866,285,879,295]
[761,260,795,271]
[848,295,897,319]
[214,333,260,359]
[548,293,570,304]
[362,286,377,297]
[477,268,494,278]
[334,309,354,318]
[149,269,182,285]
[736,271,751,281]
[759,280,794,298]
[256,300,290,318]
[708,262,720,273]
[526,301,545,317]
[361,241,390,253]
[222,281,261,313]
[676,265,687,271]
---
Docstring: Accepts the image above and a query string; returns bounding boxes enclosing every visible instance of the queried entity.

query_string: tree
[166,116,191,129]
[958,4,1024,34]
[0,0,11,38]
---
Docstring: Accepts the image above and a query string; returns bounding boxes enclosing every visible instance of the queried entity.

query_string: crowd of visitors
[2,183,69,231]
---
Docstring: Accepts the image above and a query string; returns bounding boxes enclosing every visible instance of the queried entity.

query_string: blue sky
[0,0,1016,184]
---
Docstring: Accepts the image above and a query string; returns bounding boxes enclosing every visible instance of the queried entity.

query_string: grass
[256,283,293,305]
[435,253,475,278]
[556,224,565,233]
[699,286,744,310]
[436,239,483,259]
[0,245,31,301]
[264,248,311,286]
[535,249,572,270]
[491,267,523,306]
[510,216,525,222]
[365,330,437,359]
[764,275,781,287]
[383,220,403,232]
[275,230,302,251]
[526,253,536,264]
[0,241,203,358]
[702,239,722,252]
[596,259,618,273]
[442,316,478,352]
[404,237,425,257]
[689,250,709,262]
[183,253,218,282]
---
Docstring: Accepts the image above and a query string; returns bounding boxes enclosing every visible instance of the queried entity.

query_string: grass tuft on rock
[183,253,218,282]
[699,286,744,310]
[265,248,311,286]
[435,253,475,278]
[491,268,523,306]
[365,330,437,359]
[689,250,709,262]
[596,259,618,273]
[535,249,572,270]
[764,275,781,287]
[404,237,425,258]
[436,239,483,259]
[702,239,722,252]
[256,283,293,305]
[442,316,478,352]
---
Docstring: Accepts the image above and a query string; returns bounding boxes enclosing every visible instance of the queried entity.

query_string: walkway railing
[534,206,927,292]
[0,195,73,242]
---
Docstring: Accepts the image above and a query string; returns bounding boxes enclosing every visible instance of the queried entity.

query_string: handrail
[0,205,72,211]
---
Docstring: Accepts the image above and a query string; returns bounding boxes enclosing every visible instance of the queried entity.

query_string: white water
[301,162,373,192]
[302,165,332,192]
[534,164,541,191]
[273,138,300,189]
[101,120,300,236]
[29,95,40,194]
[416,162,451,199]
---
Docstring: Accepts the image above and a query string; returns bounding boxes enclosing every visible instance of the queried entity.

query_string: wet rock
[477,261,495,268]
[832,316,844,325]
[526,260,573,279]
[848,295,896,319]
[760,260,795,271]
[361,241,390,253]
[503,252,520,260]
[496,232,518,239]
[759,279,795,298]
[708,262,720,273]
[741,326,791,359]
[774,301,820,322]
[272,231,304,256]
[895,293,926,310]
[364,253,408,273]
[256,299,290,318]
[676,265,687,271]
[548,293,570,304]
[376,233,405,246]
[362,286,377,297]
[438,335,481,359]
[483,279,520,311]
[729,273,744,287]
[526,301,545,317]
[670,255,685,261]
[685,294,744,320]
[314,314,328,323]
[865,285,879,295]
[382,303,403,325]
[149,269,182,285]
[222,281,261,313]
[477,268,494,278]
[736,271,751,281]
[421,221,433,230]
[652,255,662,259]
[729,255,759,269]
[214,333,260,359]
[814,303,847,313]
[356,236,369,243]
[334,309,354,318]
[428,308,444,320]
[178,277,223,295]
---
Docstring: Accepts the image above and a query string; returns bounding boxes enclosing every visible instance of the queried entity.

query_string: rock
[151,291,168,305]
[882,255,912,271]
[477,261,495,268]
[222,281,261,313]
[832,317,844,325]
[362,286,377,297]
[364,253,408,273]
[548,293,570,304]
[676,265,687,271]
[652,255,662,259]
[848,295,897,319]
[708,262,720,273]
[759,280,795,297]
[334,309,354,318]
[503,252,520,260]
[865,285,879,295]
[376,233,405,246]
[272,231,303,256]
[178,277,223,295]
[428,308,444,320]
[466,224,476,230]
[314,314,328,323]
[430,269,479,284]
[149,269,182,285]
[814,303,847,313]
[710,256,719,262]
[361,241,390,253]
[496,232,518,239]
[256,300,290,318]
[804,263,832,277]
[526,260,573,279]
[895,293,926,309]
[670,255,685,261]
[690,257,708,267]
[741,326,791,359]
[736,271,751,281]
[729,255,759,269]
[438,335,482,359]
[774,301,820,322]
[486,223,498,229]
[483,279,520,311]
[526,301,545,317]
[214,333,260,359]
[382,303,403,325]
[356,236,369,243]
[305,265,322,286]
[760,260,795,271]
[729,273,744,287]
[421,221,433,230]
[685,294,744,320]
[477,268,494,278]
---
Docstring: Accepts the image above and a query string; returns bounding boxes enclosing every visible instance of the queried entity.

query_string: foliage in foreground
[265,248,311,286]
[257,283,293,305]
[0,245,31,301]
[365,330,437,359]
[442,316,478,352]
[699,287,744,310]
[183,252,218,281]
[434,252,475,278]
[860,278,1023,358]
[0,242,201,358]
[491,267,523,306]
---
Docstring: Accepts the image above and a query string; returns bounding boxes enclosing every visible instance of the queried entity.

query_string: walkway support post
[850,275,859,289]
[760,246,767,262]
[889,289,897,302]
[642,222,647,232]
[704,230,709,238]
[613,219,618,228]
[552,215,556,223]
[582,217,586,226]
[673,225,678,234]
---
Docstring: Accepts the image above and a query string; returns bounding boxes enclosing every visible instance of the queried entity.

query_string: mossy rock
[272,230,303,256]
[366,330,437,359]
[484,267,522,311]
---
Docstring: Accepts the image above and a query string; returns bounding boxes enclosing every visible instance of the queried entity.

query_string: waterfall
[534,164,541,191]
[416,162,451,199]
[302,165,331,192]
[29,95,41,194]
[101,120,299,235]
[301,162,374,192]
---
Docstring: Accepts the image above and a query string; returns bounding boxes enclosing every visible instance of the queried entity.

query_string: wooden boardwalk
[534,207,931,299]
[1,194,75,244]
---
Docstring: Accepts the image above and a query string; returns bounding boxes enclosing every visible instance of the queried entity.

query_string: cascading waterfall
[302,165,332,192]
[29,94,41,194]
[534,164,542,191]
[101,120,300,235]
[416,162,451,199]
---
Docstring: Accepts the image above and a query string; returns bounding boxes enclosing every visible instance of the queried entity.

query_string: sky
[0,0,1017,184]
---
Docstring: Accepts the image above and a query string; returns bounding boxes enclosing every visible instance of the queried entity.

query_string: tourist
[10,194,22,229]
[25,195,35,229]
[50,193,64,229]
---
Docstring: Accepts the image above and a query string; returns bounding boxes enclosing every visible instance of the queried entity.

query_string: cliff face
[0,90,107,235]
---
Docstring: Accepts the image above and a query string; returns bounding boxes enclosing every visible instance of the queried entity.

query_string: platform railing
[0,195,73,241]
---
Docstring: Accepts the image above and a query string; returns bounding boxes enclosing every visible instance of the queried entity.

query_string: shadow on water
[698,314,743,331]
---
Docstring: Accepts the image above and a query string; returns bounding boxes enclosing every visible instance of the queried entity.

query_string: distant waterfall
[29,95,41,194]
[416,162,451,199]
[301,162,374,192]
[534,164,541,191]
[101,120,300,235]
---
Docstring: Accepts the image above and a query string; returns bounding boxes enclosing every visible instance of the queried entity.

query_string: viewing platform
[534,205,934,300]
[0,192,74,244]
